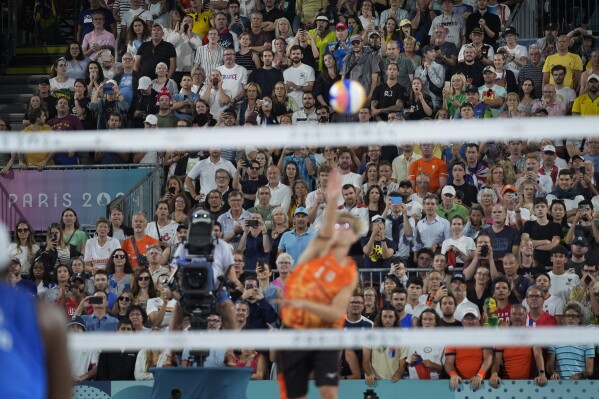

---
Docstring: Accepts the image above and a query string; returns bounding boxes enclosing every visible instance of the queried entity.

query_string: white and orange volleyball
[329,79,366,114]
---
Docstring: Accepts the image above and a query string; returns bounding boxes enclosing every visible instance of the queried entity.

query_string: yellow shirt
[572,93,599,116]
[22,124,54,165]
[188,10,213,36]
[542,52,583,89]
[308,29,336,71]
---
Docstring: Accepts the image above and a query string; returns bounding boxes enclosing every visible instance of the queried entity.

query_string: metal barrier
[546,0,599,32]
[0,176,28,230]
[106,166,164,223]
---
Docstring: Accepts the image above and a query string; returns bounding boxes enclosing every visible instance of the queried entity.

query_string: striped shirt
[548,344,594,379]
[194,45,224,78]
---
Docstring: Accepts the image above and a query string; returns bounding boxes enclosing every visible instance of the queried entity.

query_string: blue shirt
[0,282,46,399]
[81,313,119,332]
[118,72,134,105]
[548,344,595,379]
[278,229,315,268]
[173,92,200,121]
[283,154,317,189]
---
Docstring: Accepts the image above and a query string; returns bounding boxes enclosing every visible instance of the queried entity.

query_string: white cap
[144,114,158,125]
[455,305,481,321]
[0,223,10,270]
[543,145,556,153]
[138,76,152,90]
[406,201,423,217]
[442,185,456,196]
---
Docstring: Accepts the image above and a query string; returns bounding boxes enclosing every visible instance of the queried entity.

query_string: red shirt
[526,311,558,327]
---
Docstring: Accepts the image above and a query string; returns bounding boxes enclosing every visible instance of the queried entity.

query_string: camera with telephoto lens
[481,244,489,257]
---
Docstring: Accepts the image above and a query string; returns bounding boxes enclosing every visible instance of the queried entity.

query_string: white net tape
[68,327,599,351]
[5,117,598,152]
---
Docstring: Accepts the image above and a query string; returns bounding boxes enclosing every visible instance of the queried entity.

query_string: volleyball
[329,79,366,114]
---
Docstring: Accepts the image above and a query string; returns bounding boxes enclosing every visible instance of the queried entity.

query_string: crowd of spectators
[2,0,599,390]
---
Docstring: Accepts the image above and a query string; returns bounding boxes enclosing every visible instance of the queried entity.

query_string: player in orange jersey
[277,168,364,399]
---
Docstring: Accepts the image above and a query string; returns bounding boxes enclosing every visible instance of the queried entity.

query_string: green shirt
[437,203,469,223]
[308,29,336,72]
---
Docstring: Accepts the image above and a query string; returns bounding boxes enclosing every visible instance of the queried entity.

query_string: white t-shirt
[548,271,580,303]
[146,297,178,329]
[407,344,444,380]
[145,220,180,245]
[49,77,75,90]
[83,237,122,270]
[122,8,153,28]
[69,347,100,377]
[283,63,315,109]
[198,85,234,118]
[217,64,248,100]
[341,172,363,189]
[187,157,237,196]
[522,293,565,317]
[441,236,476,265]
[8,242,40,274]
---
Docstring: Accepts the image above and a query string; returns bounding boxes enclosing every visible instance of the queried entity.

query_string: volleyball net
[7,116,599,351]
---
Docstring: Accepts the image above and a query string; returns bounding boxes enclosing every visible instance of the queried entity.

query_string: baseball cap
[153,22,165,30]
[503,26,519,36]
[451,273,466,283]
[471,27,484,35]
[483,66,497,74]
[369,31,381,38]
[67,316,87,330]
[543,145,556,153]
[399,180,412,188]
[571,155,584,162]
[442,185,456,196]
[405,201,422,217]
[138,76,152,90]
[335,22,347,30]
[70,274,85,284]
[572,236,589,247]
[465,85,478,93]
[545,22,558,30]
[501,184,517,195]
[144,114,158,125]
[350,34,362,42]
[371,215,384,223]
[294,207,308,215]
[103,81,115,94]
[460,306,481,319]
[39,77,50,85]
[588,73,599,82]
[315,14,328,22]
[399,19,412,27]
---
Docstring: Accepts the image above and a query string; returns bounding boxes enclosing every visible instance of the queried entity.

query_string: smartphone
[51,233,57,242]
[169,186,176,194]
[444,81,451,91]
[390,196,402,205]
[247,220,259,227]
[246,283,255,290]
[580,167,586,174]
[509,192,519,200]
[579,205,589,212]
[440,282,447,289]
[526,166,534,172]
[584,274,593,285]
[88,296,103,305]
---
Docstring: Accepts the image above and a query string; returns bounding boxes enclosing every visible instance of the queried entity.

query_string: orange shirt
[121,235,160,268]
[281,253,357,329]
[408,157,448,194]
[444,347,487,379]
[495,346,533,379]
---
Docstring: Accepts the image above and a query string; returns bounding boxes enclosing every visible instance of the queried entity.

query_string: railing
[0,175,28,229]
[106,166,164,223]
[545,0,599,32]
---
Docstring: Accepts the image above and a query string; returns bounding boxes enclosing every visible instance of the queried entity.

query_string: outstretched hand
[326,168,343,202]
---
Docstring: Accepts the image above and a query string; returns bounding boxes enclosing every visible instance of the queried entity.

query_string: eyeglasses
[207,318,221,323]
[113,254,126,259]
[138,276,150,281]
[349,301,364,305]
[334,222,353,230]
[527,294,543,299]
[17,228,29,233]
[119,327,133,331]
[277,261,291,265]
[216,176,229,180]
[564,313,581,319]
[119,296,132,302]
[147,252,160,256]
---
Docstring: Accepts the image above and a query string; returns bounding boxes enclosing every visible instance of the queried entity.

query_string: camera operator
[239,275,278,329]
[169,209,237,331]
[565,200,595,251]
[572,157,599,199]
[462,233,496,282]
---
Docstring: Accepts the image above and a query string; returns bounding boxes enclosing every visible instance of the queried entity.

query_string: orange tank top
[281,253,357,329]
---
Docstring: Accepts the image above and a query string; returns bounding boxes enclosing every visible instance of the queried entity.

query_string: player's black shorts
[276,349,340,399]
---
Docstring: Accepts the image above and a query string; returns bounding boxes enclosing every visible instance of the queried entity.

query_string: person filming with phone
[239,275,278,329]
[237,213,272,270]
[74,290,120,332]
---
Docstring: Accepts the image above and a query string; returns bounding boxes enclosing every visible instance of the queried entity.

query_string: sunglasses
[138,276,150,281]
[119,296,132,302]
[113,254,126,259]
[17,228,29,233]
[351,41,361,45]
